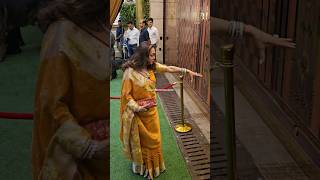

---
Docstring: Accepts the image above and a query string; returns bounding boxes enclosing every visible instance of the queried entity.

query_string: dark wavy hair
[37,0,108,32]
[122,42,157,71]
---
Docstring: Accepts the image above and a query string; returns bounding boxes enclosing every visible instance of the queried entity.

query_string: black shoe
[111,71,117,80]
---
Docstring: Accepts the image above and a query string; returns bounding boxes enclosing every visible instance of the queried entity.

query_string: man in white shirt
[147,18,159,47]
[124,21,140,57]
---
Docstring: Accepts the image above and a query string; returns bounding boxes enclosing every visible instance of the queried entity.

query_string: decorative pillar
[136,0,144,25]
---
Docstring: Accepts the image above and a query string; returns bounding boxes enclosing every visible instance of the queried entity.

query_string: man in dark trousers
[124,21,139,57]
[111,31,117,80]
[115,19,124,59]
[139,19,150,44]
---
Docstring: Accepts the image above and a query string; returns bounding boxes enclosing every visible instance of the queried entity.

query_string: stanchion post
[221,44,236,180]
[180,75,185,126]
[175,74,192,133]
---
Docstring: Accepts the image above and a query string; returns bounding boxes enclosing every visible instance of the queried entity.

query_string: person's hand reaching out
[245,25,296,64]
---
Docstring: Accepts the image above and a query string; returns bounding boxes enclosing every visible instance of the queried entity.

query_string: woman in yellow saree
[120,42,202,179]
[32,0,109,179]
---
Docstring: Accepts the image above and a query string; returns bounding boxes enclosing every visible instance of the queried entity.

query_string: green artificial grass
[0,26,42,179]
[110,70,191,180]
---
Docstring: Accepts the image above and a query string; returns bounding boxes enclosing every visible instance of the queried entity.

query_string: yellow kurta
[32,19,109,180]
[120,63,168,179]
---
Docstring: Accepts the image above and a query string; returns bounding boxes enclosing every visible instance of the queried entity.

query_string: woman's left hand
[188,70,203,78]
[186,70,203,83]
[246,25,296,63]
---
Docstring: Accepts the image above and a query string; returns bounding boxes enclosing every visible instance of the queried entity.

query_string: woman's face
[148,47,156,65]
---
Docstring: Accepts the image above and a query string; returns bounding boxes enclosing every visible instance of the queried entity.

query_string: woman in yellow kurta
[32,0,109,179]
[120,42,202,179]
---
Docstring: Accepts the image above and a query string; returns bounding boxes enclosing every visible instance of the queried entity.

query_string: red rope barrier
[162,82,177,89]
[0,112,33,120]
[0,83,177,120]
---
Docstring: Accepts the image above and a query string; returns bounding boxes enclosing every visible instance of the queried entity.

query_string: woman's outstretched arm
[211,17,295,62]
[210,17,230,33]
[211,17,295,47]
[165,65,203,77]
